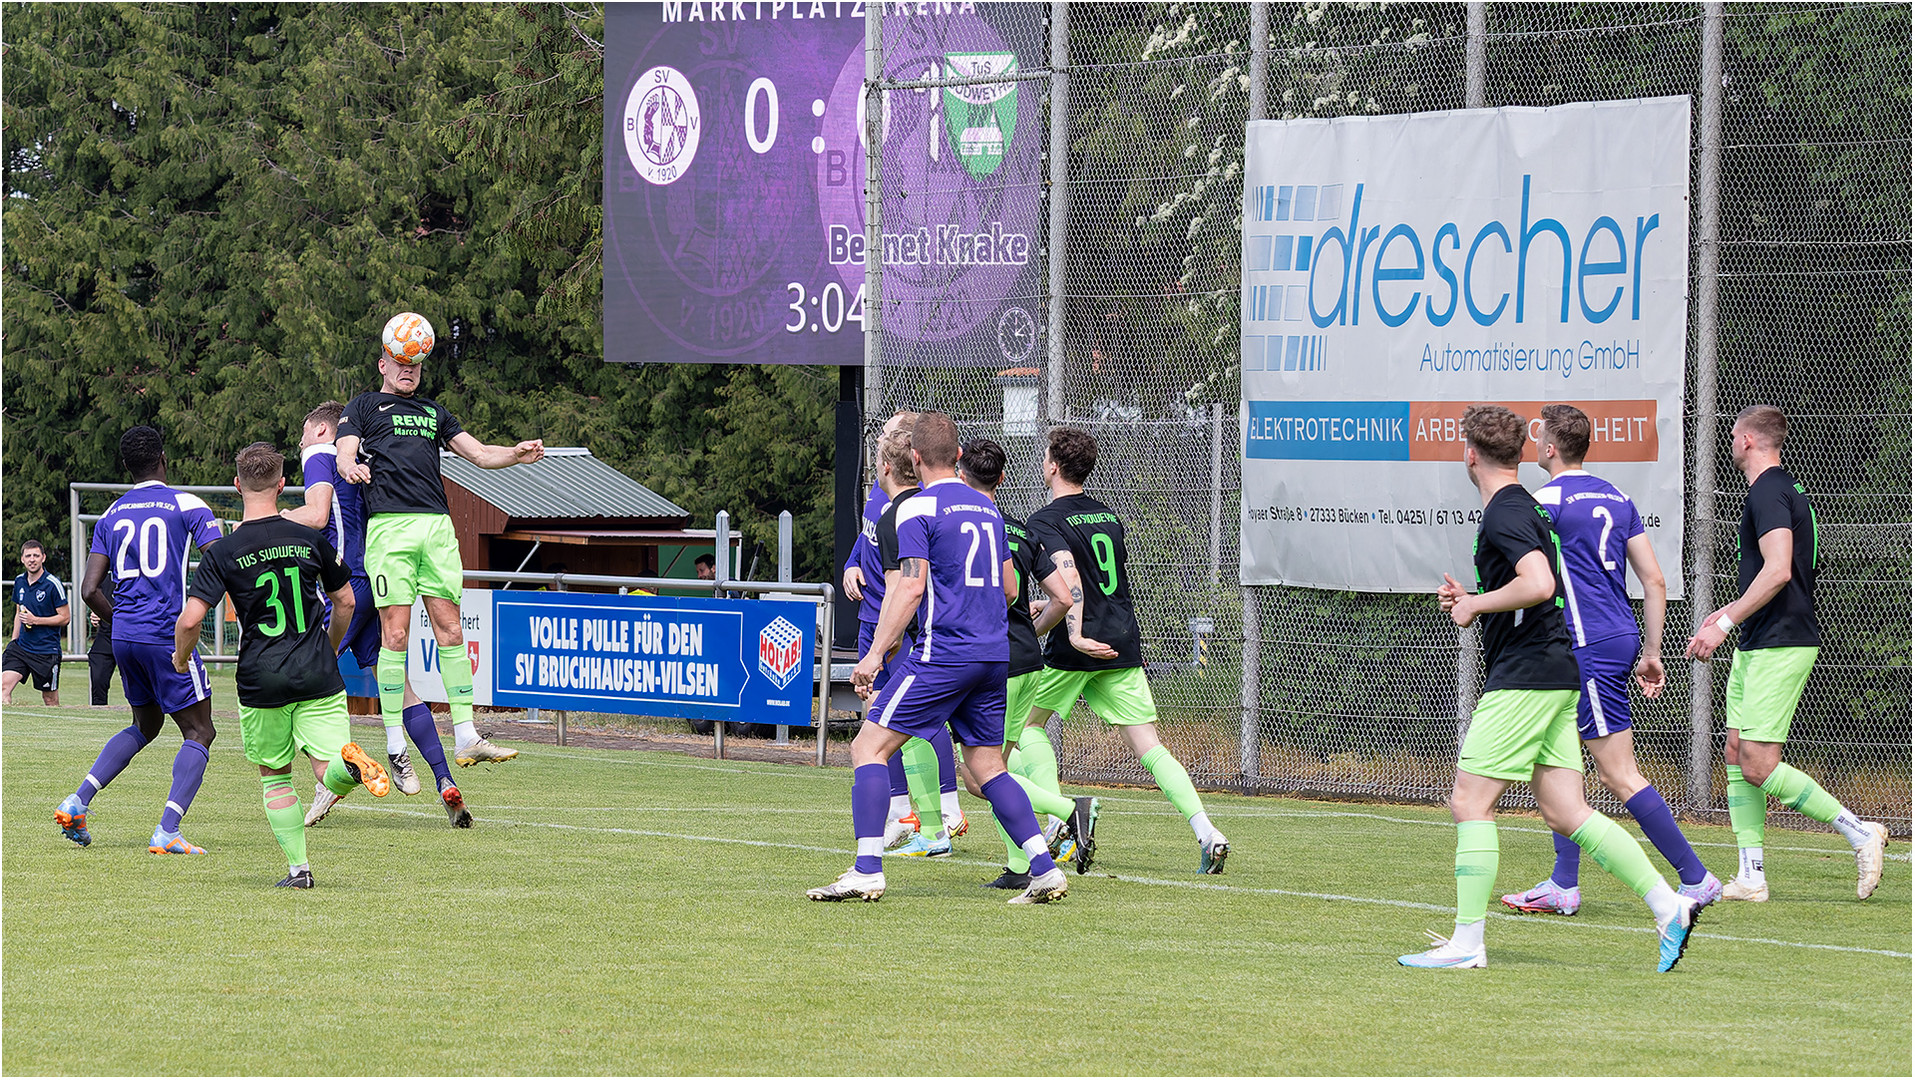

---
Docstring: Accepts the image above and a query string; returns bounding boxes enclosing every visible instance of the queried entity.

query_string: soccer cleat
[387,750,422,796]
[1068,797,1100,874]
[455,737,519,767]
[275,868,315,889]
[148,828,206,855]
[1501,878,1582,916]
[1855,821,1889,900]
[338,742,391,798]
[946,811,969,839]
[1677,870,1723,908]
[1721,875,1769,903]
[1009,866,1069,904]
[984,868,1032,890]
[888,832,952,858]
[440,782,472,828]
[1398,929,1487,970]
[1042,815,1069,856]
[304,786,345,827]
[1656,896,1700,972]
[807,868,885,901]
[882,819,919,849]
[55,795,91,847]
[1199,834,1230,875]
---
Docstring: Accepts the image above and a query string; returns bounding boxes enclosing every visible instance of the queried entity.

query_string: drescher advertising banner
[603,2,1044,367]
[1240,98,1691,594]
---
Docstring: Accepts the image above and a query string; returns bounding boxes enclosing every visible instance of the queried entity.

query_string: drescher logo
[757,617,804,691]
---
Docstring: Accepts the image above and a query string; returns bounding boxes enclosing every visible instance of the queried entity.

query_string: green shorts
[239,691,351,770]
[1726,646,1818,744]
[1458,688,1582,782]
[1034,665,1158,727]
[1004,669,1043,744]
[366,513,465,607]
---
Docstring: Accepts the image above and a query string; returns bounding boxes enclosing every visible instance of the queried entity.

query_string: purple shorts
[115,639,210,714]
[1573,634,1638,740]
[867,657,1008,748]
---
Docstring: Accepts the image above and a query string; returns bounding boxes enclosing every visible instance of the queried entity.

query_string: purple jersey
[88,481,224,645]
[894,478,1010,664]
[301,442,367,577]
[843,480,889,625]
[1536,470,1645,648]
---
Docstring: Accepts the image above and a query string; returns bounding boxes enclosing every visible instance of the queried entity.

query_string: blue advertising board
[491,591,816,725]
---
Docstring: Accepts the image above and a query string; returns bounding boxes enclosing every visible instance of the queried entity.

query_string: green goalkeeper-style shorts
[1003,669,1043,745]
[1458,688,1582,782]
[239,691,352,770]
[366,513,465,608]
[1726,645,1818,745]
[1034,665,1158,727]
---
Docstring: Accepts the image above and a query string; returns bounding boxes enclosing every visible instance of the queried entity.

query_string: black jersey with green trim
[877,487,922,646]
[1028,492,1144,671]
[1004,514,1052,679]
[337,391,465,516]
[1736,466,1820,649]
[187,517,350,708]
[1473,484,1581,692]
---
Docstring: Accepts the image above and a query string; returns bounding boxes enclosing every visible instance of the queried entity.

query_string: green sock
[1758,762,1843,823]
[1013,772,1076,821]
[998,817,1031,874]
[260,775,307,868]
[1570,811,1661,898]
[438,644,475,727]
[321,754,358,797]
[377,647,407,739]
[1139,744,1206,820]
[901,738,942,832]
[1725,765,1768,847]
[1453,820,1499,924]
[1018,724,1061,794]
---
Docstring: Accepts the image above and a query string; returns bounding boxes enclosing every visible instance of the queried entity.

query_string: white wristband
[1715,614,1737,634]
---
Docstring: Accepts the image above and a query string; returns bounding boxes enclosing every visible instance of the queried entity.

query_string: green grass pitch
[5,697,1908,1075]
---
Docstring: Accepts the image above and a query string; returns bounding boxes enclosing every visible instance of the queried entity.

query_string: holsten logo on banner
[1240,98,1691,594]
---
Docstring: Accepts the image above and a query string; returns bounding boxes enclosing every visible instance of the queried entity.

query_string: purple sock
[886,750,909,798]
[402,703,453,786]
[852,763,889,874]
[158,739,210,833]
[1550,830,1581,888]
[980,772,1057,877]
[77,725,154,805]
[1626,785,1707,887]
[930,725,957,794]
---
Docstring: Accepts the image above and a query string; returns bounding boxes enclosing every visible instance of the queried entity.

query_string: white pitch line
[338,804,1911,960]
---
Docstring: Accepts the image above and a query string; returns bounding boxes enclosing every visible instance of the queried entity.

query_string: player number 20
[960,521,1001,589]
[111,517,169,580]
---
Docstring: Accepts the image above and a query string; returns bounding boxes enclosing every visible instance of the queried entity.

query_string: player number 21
[960,521,1001,588]
[254,567,309,638]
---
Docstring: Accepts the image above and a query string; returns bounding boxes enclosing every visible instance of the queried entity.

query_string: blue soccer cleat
[55,795,91,847]
[888,832,952,858]
[148,828,207,855]
[1398,930,1487,970]
[1657,896,1700,973]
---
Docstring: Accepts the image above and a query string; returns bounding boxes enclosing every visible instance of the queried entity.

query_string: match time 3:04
[784,280,866,334]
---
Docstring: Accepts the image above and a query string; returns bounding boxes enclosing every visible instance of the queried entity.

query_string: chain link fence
[866,2,1910,836]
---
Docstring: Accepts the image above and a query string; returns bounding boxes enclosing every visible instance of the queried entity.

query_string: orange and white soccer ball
[381,312,435,363]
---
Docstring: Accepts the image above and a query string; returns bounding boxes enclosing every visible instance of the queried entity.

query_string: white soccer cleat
[882,819,918,849]
[1855,821,1890,900]
[455,736,519,766]
[304,786,344,827]
[1398,929,1487,970]
[807,868,886,902]
[388,750,422,795]
[1009,866,1069,904]
[1720,875,1769,903]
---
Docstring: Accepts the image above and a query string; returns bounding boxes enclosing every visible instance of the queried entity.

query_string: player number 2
[254,567,309,638]
[1591,506,1618,570]
[960,521,1000,588]
[1090,532,1120,595]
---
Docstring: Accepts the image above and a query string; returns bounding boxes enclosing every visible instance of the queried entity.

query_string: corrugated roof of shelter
[440,448,688,521]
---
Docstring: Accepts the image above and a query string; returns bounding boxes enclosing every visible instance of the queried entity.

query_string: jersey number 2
[1591,506,1618,570]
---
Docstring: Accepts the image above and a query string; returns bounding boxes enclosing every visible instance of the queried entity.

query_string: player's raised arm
[448,431,544,470]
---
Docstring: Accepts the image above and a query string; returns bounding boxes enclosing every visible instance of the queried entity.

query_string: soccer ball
[381,312,435,363]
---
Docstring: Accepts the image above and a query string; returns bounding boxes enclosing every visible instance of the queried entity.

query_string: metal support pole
[1689,3,1725,812]
[1239,1,1269,790]
[777,510,793,584]
[1210,402,1225,585]
[1453,0,1488,754]
[68,486,84,655]
[713,510,729,760]
[1044,0,1069,424]
[863,1,885,421]
[1248,2,1269,122]
[817,587,834,767]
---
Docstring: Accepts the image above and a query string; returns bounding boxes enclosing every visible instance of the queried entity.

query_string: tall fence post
[863,0,884,421]
[68,485,84,655]
[1689,2,1725,813]
[1239,0,1270,790]
[1044,0,1069,425]
[1454,0,1488,755]
[1210,402,1225,585]
[713,510,730,760]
